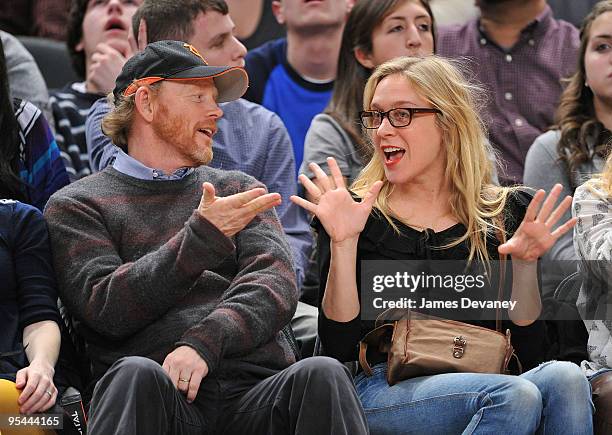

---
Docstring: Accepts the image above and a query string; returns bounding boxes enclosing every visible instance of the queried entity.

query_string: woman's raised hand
[291,158,383,243]
[498,184,577,261]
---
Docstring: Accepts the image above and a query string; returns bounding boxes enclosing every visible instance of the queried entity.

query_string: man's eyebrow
[209,32,231,45]
[203,83,219,101]
[385,14,430,23]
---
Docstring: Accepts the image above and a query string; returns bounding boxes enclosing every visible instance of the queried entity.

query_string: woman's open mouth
[381,146,406,166]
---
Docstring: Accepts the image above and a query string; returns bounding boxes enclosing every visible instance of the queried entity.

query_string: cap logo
[183,43,208,65]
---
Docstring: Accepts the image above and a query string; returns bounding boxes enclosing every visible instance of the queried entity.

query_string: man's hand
[198,182,281,237]
[162,346,209,403]
[87,41,131,95]
[15,360,57,414]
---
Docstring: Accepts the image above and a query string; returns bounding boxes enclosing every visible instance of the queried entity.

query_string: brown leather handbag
[358,246,521,386]
[358,310,518,385]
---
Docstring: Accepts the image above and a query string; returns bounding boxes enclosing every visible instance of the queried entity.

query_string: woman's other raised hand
[498,184,577,261]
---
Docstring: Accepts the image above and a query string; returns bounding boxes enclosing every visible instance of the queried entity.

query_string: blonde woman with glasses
[291,55,593,434]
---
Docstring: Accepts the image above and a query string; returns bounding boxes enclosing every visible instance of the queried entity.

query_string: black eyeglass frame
[359,107,442,129]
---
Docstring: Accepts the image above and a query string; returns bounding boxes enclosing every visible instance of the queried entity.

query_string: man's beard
[152,101,213,167]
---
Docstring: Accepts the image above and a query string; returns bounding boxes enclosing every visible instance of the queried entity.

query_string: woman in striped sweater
[0,37,69,211]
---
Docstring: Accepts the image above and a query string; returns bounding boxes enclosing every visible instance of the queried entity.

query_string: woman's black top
[0,200,62,380]
[315,190,548,371]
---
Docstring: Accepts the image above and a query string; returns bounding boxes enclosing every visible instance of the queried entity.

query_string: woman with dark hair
[0,38,69,211]
[0,200,63,429]
[299,0,435,187]
[0,35,67,431]
[524,0,612,295]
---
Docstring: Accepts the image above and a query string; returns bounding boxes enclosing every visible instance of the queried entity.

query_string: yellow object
[0,379,56,435]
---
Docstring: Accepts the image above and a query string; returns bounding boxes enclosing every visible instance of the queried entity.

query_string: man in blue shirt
[85,0,317,356]
[243,0,353,171]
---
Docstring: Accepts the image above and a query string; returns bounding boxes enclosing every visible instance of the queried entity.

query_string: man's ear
[354,47,375,70]
[75,38,84,52]
[272,1,285,25]
[134,86,157,123]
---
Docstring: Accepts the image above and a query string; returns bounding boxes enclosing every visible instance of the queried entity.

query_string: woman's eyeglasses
[359,107,441,129]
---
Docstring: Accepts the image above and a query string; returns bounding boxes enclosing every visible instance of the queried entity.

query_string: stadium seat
[17,36,79,91]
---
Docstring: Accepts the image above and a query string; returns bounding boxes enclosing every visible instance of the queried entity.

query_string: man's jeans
[355,360,593,435]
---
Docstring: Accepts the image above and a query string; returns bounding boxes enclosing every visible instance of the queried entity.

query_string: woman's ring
[179,378,189,383]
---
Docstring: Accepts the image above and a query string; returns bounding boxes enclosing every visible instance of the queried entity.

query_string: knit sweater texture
[44,166,298,383]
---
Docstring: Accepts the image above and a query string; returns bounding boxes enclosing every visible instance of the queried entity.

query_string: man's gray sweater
[44,166,298,384]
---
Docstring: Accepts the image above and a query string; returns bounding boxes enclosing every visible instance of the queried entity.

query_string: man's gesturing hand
[197,182,281,237]
[162,346,209,404]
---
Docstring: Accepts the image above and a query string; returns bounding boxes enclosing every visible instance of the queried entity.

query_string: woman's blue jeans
[354,360,593,435]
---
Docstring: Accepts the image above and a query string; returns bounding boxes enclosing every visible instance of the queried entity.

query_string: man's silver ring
[46,390,53,397]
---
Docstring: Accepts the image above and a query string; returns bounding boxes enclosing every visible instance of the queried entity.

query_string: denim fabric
[588,367,612,382]
[354,361,593,435]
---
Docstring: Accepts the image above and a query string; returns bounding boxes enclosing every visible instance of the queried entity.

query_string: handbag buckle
[453,336,466,358]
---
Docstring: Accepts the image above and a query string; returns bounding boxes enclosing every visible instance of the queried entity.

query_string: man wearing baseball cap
[44,40,368,435]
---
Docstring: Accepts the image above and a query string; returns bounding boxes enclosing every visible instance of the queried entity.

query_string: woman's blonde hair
[586,151,612,196]
[351,55,515,264]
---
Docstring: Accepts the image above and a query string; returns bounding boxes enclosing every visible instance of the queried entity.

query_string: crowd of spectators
[2,0,612,434]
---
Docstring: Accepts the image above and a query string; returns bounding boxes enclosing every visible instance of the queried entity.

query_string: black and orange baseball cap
[113,40,249,103]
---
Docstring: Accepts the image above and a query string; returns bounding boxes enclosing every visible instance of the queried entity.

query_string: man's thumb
[202,182,216,207]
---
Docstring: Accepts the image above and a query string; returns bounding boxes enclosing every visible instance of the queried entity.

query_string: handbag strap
[511,351,523,374]
[358,323,395,377]
[358,342,373,376]
[358,212,509,373]
[494,214,507,333]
